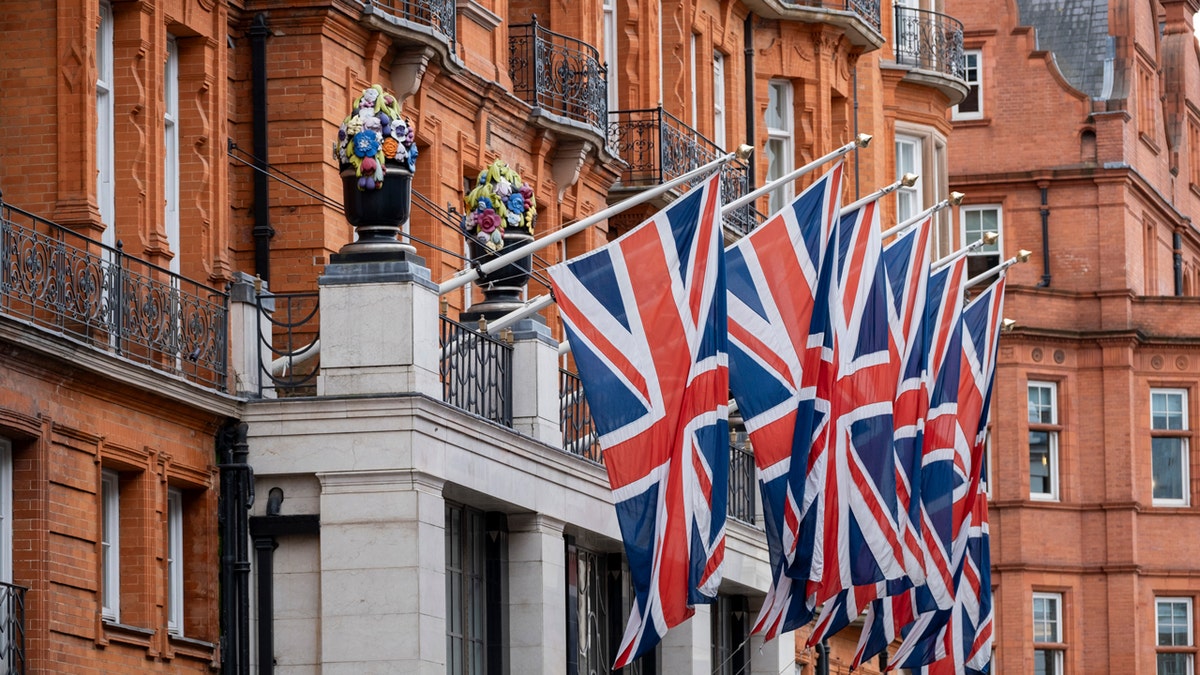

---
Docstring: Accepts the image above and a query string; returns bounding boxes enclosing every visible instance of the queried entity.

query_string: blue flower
[407,144,419,171]
[477,196,493,211]
[507,193,525,214]
[353,130,380,158]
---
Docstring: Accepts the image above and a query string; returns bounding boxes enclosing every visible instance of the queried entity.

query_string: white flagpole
[483,294,554,335]
[722,134,871,216]
[964,250,1030,290]
[839,172,917,216]
[930,232,999,271]
[439,145,754,296]
[880,191,964,240]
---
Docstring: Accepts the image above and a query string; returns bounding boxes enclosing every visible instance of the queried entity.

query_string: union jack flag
[725,164,844,639]
[547,173,729,668]
[803,198,904,609]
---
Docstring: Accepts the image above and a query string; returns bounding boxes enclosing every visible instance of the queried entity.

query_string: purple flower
[518,184,534,202]
[477,208,501,234]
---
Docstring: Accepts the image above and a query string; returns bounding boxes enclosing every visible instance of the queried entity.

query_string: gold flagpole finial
[856,133,873,148]
[1017,249,1032,262]
[983,231,999,245]
[950,191,965,206]
[735,144,755,161]
[900,173,919,187]
[1002,318,1017,331]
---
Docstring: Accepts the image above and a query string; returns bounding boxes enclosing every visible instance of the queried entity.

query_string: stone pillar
[509,318,562,446]
[507,513,567,674]
[749,627,795,675]
[660,604,712,675]
[316,470,446,674]
[228,272,274,398]
[316,257,440,397]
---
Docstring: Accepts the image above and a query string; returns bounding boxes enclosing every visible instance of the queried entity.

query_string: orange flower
[382,137,400,159]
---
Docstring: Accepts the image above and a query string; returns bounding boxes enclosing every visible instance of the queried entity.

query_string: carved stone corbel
[551,140,594,201]
[390,45,438,110]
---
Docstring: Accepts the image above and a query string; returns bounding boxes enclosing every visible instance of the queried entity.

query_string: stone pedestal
[317,254,439,397]
[509,318,562,445]
[660,604,712,675]
[507,513,567,675]
[317,470,446,674]
[228,272,274,397]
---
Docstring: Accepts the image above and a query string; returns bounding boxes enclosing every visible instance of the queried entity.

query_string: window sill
[102,619,156,649]
[167,634,218,663]
[1030,493,1060,503]
[951,117,990,128]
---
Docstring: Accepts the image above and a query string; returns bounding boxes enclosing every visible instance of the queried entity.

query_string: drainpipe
[250,14,274,283]
[852,64,860,198]
[743,14,756,187]
[1036,183,1051,287]
[218,421,254,675]
[815,640,830,675]
[1174,229,1183,295]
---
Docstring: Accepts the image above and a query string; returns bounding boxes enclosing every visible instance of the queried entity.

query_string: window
[167,488,183,635]
[1139,61,1158,142]
[1188,115,1200,189]
[164,35,180,274]
[603,0,618,115]
[1152,389,1190,506]
[97,0,115,248]
[954,50,983,120]
[689,33,698,125]
[1028,381,1060,501]
[445,504,505,675]
[0,439,10,585]
[713,51,726,149]
[962,205,1002,279]
[1157,597,1195,675]
[101,470,120,622]
[1033,592,1064,675]
[895,134,923,222]
[765,80,794,215]
[981,429,993,499]
[712,595,750,675]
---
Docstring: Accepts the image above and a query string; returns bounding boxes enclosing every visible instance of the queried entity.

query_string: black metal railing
[258,291,320,397]
[728,433,756,525]
[894,5,964,80]
[440,315,513,427]
[560,369,602,463]
[607,107,763,235]
[509,17,608,134]
[366,0,456,48]
[782,0,882,33]
[0,199,228,391]
[0,582,26,674]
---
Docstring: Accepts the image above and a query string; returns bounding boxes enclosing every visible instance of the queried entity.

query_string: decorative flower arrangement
[332,84,417,190]
[464,160,537,251]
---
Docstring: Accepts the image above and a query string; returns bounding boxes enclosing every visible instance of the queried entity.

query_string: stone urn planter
[460,160,538,322]
[332,84,419,256]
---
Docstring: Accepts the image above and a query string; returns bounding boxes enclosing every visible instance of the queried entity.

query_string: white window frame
[765,80,794,215]
[101,469,120,622]
[689,33,698,125]
[1028,381,1060,501]
[0,439,11,586]
[895,134,923,222]
[1151,388,1191,507]
[167,488,184,635]
[713,51,726,150]
[1156,597,1195,675]
[953,49,983,120]
[164,34,180,275]
[602,0,618,115]
[1033,592,1065,675]
[961,204,1004,278]
[97,0,115,249]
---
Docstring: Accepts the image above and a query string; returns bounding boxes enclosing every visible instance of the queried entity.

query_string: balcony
[509,17,608,141]
[892,5,968,102]
[358,0,461,71]
[0,199,229,392]
[608,107,763,235]
[744,0,884,50]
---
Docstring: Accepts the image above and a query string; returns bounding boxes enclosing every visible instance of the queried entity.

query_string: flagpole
[439,145,754,296]
[482,294,554,334]
[839,172,917,216]
[963,249,1031,289]
[721,134,871,215]
[930,232,998,271]
[880,191,964,240]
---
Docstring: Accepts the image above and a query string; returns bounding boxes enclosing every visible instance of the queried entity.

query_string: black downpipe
[743,15,756,187]
[1174,230,1184,295]
[1037,185,1051,287]
[218,422,254,675]
[816,640,830,675]
[253,537,278,675]
[250,14,274,283]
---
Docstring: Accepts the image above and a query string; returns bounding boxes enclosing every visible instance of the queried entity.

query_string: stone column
[316,257,440,397]
[749,626,795,675]
[507,513,567,674]
[660,604,712,675]
[228,272,273,397]
[316,470,446,675]
[509,318,562,446]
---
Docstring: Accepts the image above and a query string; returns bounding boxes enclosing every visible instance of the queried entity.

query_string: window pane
[1030,431,1054,495]
[766,84,787,129]
[1158,653,1192,675]
[1153,391,1186,430]
[1034,649,1061,675]
[1152,438,1186,501]
[1029,385,1055,424]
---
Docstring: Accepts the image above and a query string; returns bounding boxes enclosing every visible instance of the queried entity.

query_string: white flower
[495,177,513,197]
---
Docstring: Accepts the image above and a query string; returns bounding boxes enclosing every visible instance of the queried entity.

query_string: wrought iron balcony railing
[0,582,24,675]
[257,290,319,397]
[783,0,882,34]
[509,17,608,134]
[364,0,456,48]
[894,5,964,80]
[560,368,602,463]
[440,315,513,427]
[729,433,757,525]
[0,198,229,391]
[608,107,763,235]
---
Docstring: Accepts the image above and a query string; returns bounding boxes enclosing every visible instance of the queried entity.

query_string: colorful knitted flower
[333,84,418,190]
[463,159,538,252]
